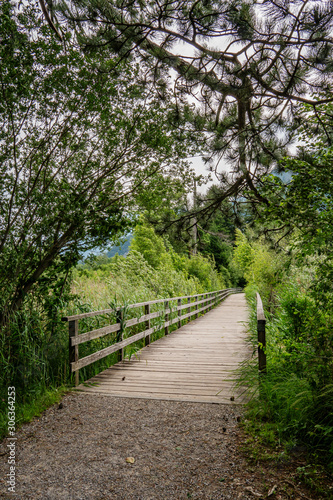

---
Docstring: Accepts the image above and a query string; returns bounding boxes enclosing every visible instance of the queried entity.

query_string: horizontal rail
[62,288,237,322]
[71,298,227,372]
[64,287,242,383]
[69,291,233,347]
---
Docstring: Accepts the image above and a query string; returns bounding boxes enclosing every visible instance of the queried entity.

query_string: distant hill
[81,234,133,261]
[107,235,132,258]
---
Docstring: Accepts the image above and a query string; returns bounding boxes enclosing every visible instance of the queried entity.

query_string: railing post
[165,300,169,335]
[145,304,150,346]
[187,296,191,323]
[178,298,182,328]
[195,295,199,319]
[116,308,123,362]
[69,319,79,386]
[256,293,267,375]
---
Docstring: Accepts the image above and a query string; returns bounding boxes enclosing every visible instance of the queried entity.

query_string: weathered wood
[63,289,237,321]
[69,320,79,386]
[71,323,121,346]
[124,310,159,328]
[187,297,191,323]
[116,309,123,362]
[79,389,246,405]
[64,288,241,377]
[256,292,265,322]
[144,304,150,346]
[163,301,224,328]
[71,325,158,372]
[256,293,267,374]
[164,300,169,336]
[76,294,250,404]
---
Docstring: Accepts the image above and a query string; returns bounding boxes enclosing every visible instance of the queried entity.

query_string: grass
[0,385,69,441]
[239,284,333,498]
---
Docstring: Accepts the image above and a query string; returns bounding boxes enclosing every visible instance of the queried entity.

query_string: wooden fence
[256,292,267,374]
[62,288,242,385]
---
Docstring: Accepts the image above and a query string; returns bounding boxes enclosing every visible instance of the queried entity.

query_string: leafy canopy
[0,1,198,321]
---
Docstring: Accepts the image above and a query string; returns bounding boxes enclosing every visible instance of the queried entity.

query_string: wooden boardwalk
[77,293,250,404]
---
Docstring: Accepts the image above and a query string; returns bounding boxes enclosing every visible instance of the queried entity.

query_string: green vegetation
[234,227,333,483]
[1,0,333,490]
[0,221,232,438]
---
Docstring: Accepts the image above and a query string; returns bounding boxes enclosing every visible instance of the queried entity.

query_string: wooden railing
[256,292,267,374]
[62,288,242,385]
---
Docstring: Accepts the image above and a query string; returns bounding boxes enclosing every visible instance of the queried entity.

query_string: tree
[253,99,333,252]
[55,0,333,213]
[0,1,197,324]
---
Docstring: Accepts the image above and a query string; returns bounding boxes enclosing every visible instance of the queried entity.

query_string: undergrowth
[239,280,333,497]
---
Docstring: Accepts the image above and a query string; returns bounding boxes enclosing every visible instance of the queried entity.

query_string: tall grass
[242,281,333,474]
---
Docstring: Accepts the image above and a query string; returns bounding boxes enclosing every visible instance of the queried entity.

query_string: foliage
[0,2,203,439]
[239,243,333,473]
[75,223,226,306]
[0,1,197,326]
[233,229,254,275]
[57,0,333,209]
[258,145,333,259]
[233,230,287,307]
[130,224,173,270]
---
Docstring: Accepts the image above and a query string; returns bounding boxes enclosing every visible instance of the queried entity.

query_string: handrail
[63,287,242,385]
[62,288,234,321]
[256,292,267,374]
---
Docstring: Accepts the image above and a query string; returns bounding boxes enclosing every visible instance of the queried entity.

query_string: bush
[243,260,333,472]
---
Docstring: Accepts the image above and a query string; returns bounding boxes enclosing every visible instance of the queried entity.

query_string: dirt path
[0,392,321,499]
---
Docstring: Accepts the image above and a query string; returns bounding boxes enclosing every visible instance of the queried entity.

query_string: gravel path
[0,392,319,499]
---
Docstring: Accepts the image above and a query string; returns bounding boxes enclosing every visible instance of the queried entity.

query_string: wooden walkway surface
[77,293,250,404]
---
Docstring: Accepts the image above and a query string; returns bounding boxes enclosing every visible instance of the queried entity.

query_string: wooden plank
[163,302,216,328]
[144,304,150,347]
[90,373,237,382]
[76,390,245,405]
[71,322,121,346]
[88,378,238,387]
[256,292,266,321]
[69,320,79,386]
[72,310,162,348]
[71,326,157,371]
[85,379,238,388]
[69,292,249,405]
[79,385,234,396]
[125,310,161,328]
